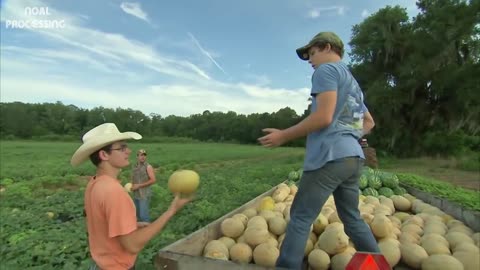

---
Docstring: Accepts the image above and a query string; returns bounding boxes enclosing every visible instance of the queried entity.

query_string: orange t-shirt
[84,175,138,270]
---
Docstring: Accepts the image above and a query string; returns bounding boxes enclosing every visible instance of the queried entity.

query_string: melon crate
[154,177,480,270]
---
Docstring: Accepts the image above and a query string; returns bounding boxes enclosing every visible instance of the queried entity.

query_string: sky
[0,0,420,117]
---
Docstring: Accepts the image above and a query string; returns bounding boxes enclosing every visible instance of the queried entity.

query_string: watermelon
[393,186,407,195]
[362,187,379,197]
[288,171,299,181]
[378,187,395,198]
[378,171,400,189]
[359,175,369,189]
[297,169,303,180]
[368,175,382,189]
[361,166,375,176]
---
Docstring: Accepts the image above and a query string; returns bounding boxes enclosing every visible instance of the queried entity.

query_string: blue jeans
[134,197,150,222]
[276,157,380,269]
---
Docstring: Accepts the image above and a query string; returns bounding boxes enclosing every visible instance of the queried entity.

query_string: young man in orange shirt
[71,123,192,270]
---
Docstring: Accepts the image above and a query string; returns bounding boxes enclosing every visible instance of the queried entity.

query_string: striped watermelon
[359,174,369,189]
[378,187,394,198]
[368,174,382,189]
[362,187,379,197]
[393,186,407,195]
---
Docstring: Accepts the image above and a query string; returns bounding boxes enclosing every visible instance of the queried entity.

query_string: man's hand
[167,193,194,213]
[131,184,141,191]
[258,128,287,148]
[137,222,150,228]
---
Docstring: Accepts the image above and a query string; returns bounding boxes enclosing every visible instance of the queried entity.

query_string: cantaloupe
[330,252,353,270]
[421,238,451,255]
[229,243,252,263]
[304,239,314,257]
[449,225,474,236]
[420,234,449,247]
[453,251,480,270]
[252,243,279,267]
[423,223,447,235]
[471,232,480,247]
[371,215,393,238]
[421,254,464,270]
[289,185,298,195]
[231,214,248,226]
[391,195,412,211]
[168,170,200,194]
[273,202,286,213]
[218,236,236,249]
[221,218,245,238]
[204,240,229,256]
[124,183,132,192]
[317,227,349,255]
[453,242,479,254]
[204,250,229,260]
[247,216,268,230]
[258,210,276,222]
[312,213,328,235]
[268,216,286,236]
[400,243,428,269]
[244,227,270,247]
[272,187,290,202]
[446,232,475,250]
[242,208,257,218]
[378,241,401,267]
[308,249,330,270]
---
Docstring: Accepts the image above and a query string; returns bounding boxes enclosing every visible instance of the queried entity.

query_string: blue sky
[0,0,419,117]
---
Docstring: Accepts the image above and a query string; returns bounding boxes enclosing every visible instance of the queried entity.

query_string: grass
[0,140,305,269]
[380,156,479,191]
[0,140,478,269]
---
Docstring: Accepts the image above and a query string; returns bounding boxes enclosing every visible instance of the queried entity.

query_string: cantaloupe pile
[202,183,480,270]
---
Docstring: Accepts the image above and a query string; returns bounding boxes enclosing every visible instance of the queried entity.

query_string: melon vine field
[0,141,478,269]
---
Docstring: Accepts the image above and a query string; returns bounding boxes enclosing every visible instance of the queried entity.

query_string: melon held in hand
[168,169,200,194]
[124,183,132,193]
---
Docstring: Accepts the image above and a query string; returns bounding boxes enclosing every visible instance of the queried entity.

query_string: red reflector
[346,252,391,270]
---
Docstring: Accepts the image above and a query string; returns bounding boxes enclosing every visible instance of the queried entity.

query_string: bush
[422,130,468,156]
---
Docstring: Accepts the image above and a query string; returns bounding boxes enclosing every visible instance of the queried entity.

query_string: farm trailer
[154,182,480,270]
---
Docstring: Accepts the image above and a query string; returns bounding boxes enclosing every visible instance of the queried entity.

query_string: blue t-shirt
[303,61,367,171]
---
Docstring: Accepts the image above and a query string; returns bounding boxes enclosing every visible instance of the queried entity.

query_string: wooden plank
[155,251,289,270]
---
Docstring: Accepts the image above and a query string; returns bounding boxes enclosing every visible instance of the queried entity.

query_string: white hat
[70,123,142,166]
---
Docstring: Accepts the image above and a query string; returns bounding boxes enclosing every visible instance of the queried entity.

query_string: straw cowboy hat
[70,123,142,166]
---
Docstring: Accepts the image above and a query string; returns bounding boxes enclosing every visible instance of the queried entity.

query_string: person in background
[71,123,192,270]
[258,32,379,269]
[131,149,156,222]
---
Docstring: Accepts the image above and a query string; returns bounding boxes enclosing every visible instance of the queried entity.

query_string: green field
[0,141,305,269]
[1,141,478,269]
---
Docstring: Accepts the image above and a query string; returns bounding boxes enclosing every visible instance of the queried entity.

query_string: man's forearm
[362,120,375,135]
[283,113,332,142]
[122,209,176,254]
[139,179,155,188]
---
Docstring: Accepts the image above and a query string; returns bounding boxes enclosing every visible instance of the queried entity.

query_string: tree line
[1,0,478,157]
[0,102,308,147]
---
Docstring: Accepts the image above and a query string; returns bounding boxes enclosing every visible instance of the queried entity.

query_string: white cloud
[1,0,211,82]
[309,10,320,18]
[361,9,370,18]
[308,6,346,18]
[188,32,229,77]
[0,69,310,117]
[0,0,310,117]
[244,74,271,86]
[120,2,149,22]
